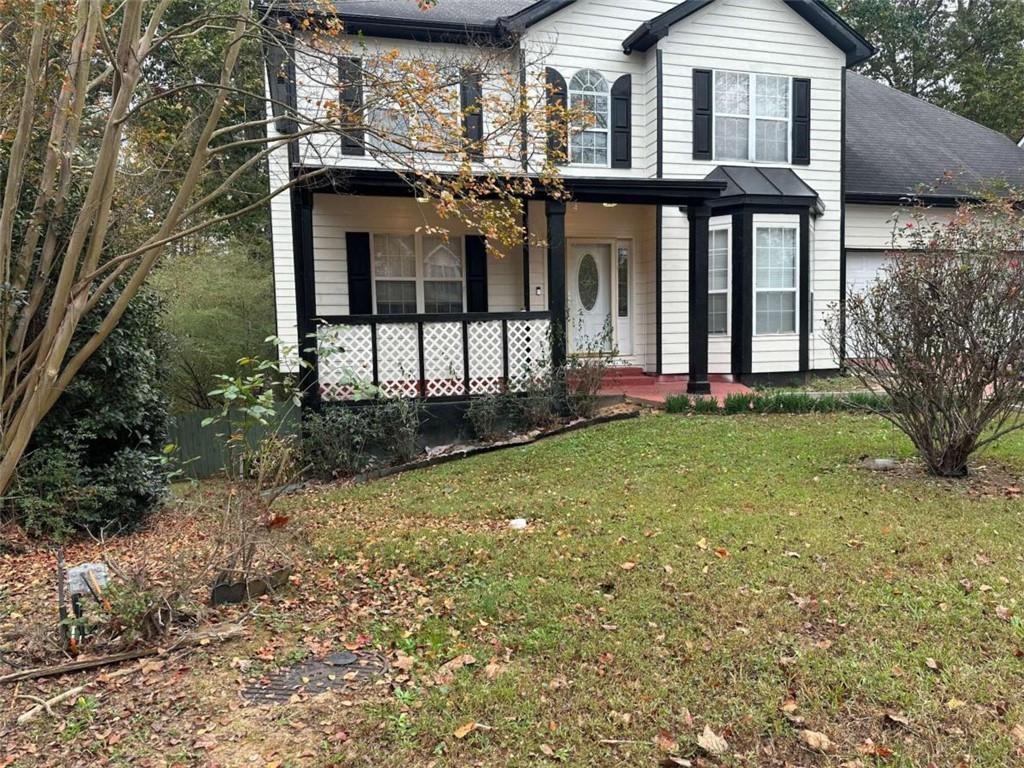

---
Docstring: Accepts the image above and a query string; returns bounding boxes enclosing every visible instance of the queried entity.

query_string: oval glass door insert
[578,253,599,311]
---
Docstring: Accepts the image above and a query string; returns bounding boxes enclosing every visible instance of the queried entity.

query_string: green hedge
[665,390,891,415]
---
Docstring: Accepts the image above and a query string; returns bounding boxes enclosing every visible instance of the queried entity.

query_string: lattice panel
[376,323,420,398]
[507,318,551,392]
[423,322,465,397]
[318,325,373,401]
[467,321,504,394]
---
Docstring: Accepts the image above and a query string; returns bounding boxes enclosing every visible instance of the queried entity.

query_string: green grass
[298,414,1024,767]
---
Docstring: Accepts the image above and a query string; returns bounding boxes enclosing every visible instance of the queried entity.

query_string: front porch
[292,170,730,406]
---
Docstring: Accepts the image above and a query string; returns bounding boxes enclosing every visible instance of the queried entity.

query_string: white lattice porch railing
[316,312,551,402]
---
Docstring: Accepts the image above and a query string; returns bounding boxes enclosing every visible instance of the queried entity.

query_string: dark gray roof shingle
[330,0,543,25]
[845,71,1024,199]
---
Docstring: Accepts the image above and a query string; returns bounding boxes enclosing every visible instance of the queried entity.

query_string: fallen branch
[0,622,244,685]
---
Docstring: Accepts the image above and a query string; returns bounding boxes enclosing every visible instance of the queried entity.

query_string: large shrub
[303,399,421,480]
[827,198,1024,477]
[9,288,171,538]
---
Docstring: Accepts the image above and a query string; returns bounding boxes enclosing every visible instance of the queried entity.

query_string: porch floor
[597,367,752,407]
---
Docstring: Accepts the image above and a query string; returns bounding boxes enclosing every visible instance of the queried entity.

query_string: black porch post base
[546,199,567,373]
[686,204,711,395]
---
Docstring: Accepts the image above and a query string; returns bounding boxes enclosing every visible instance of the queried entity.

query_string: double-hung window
[754,226,798,334]
[708,227,729,335]
[714,71,790,163]
[568,69,610,166]
[372,234,465,315]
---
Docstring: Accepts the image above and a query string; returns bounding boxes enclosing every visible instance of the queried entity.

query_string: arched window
[568,69,610,166]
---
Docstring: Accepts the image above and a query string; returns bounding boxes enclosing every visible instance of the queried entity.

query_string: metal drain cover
[241,651,388,704]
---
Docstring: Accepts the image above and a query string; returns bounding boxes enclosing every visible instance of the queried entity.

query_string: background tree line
[832,0,1024,142]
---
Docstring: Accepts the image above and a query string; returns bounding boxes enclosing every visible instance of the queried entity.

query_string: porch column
[290,185,320,410]
[546,199,567,372]
[686,204,711,395]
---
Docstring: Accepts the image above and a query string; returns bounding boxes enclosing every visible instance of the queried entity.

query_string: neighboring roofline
[622,0,875,67]
[257,1,575,45]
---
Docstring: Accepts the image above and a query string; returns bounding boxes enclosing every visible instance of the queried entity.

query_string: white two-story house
[263,0,1024,406]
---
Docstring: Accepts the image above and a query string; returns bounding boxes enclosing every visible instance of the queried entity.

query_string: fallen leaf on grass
[1010,723,1024,745]
[697,725,729,756]
[925,657,941,672]
[620,561,637,571]
[798,729,834,752]
[454,721,477,739]
[714,547,729,559]
[858,740,894,758]
[996,605,1013,621]
[659,758,693,767]
[946,697,967,710]
[884,711,910,728]
[483,659,505,679]
[655,729,678,753]
[539,743,555,757]
[393,651,415,672]
[696,537,708,551]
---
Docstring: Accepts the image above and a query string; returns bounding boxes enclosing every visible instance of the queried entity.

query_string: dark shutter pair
[339,59,484,158]
[692,70,811,165]
[345,233,488,315]
[546,68,632,168]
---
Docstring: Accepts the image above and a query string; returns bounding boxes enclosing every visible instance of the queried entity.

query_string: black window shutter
[792,78,811,165]
[611,74,632,169]
[346,232,373,315]
[264,37,296,134]
[461,70,484,159]
[545,67,568,164]
[465,235,488,312]
[692,69,713,161]
[339,57,365,156]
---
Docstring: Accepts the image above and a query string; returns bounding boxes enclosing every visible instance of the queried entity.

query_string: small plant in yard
[826,197,1024,476]
[723,392,755,414]
[665,394,693,413]
[563,317,617,420]
[466,394,509,441]
[692,396,721,414]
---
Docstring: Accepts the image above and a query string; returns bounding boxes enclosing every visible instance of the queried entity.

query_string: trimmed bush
[303,398,421,480]
[692,396,721,414]
[844,391,892,412]
[664,395,692,414]
[722,392,755,414]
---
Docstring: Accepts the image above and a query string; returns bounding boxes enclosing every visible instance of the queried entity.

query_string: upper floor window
[714,71,790,163]
[569,69,610,166]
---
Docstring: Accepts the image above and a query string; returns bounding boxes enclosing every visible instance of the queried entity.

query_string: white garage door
[846,250,890,298]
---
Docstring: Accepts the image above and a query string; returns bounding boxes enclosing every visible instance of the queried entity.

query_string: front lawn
[5,413,1024,766]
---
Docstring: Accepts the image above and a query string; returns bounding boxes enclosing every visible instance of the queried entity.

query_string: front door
[568,243,612,353]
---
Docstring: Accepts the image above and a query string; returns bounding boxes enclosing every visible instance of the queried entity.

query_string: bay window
[372,234,465,315]
[714,71,790,163]
[708,227,729,335]
[754,226,798,334]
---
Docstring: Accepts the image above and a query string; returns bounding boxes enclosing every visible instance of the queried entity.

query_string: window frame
[708,225,730,336]
[712,70,792,164]
[369,232,468,315]
[753,224,799,336]
[568,68,611,168]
